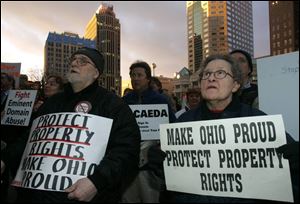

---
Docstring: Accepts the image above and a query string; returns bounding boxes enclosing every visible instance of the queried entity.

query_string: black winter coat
[17,81,141,203]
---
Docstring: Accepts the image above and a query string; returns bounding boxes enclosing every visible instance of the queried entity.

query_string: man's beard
[66,72,81,84]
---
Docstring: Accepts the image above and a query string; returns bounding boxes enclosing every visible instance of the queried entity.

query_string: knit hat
[71,47,105,74]
[230,49,253,76]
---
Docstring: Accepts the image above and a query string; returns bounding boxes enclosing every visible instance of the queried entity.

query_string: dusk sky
[1,1,270,80]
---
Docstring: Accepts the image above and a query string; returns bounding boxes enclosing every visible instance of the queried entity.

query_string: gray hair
[199,54,243,87]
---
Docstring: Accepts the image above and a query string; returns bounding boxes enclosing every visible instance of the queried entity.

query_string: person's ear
[94,69,100,79]
[232,81,240,93]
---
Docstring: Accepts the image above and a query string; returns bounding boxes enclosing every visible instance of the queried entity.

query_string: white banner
[12,112,113,192]
[257,51,299,141]
[160,115,293,202]
[1,90,37,126]
[130,104,169,140]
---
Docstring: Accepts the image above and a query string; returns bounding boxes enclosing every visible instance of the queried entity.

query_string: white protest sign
[130,104,169,140]
[257,51,299,141]
[160,115,293,202]
[1,90,37,126]
[12,112,113,192]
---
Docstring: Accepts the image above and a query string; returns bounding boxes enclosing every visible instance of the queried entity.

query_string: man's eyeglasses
[70,56,95,67]
[200,70,233,80]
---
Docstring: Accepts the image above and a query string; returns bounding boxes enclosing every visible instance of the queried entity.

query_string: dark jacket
[174,96,296,203]
[239,83,258,107]
[122,88,175,175]
[17,81,141,203]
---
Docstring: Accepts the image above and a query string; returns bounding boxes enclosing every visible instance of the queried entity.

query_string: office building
[85,3,121,95]
[269,1,299,56]
[44,31,95,79]
[187,1,253,73]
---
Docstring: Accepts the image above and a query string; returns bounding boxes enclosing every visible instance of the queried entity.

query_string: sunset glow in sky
[1,1,270,80]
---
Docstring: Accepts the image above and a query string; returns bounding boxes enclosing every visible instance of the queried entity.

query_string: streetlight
[174,72,180,79]
[152,63,156,76]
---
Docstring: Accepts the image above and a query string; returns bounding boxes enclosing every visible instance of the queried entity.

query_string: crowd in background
[1,48,298,203]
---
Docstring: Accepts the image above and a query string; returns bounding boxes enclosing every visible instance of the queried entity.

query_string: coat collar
[196,95,241,120]
[65,80,99,97]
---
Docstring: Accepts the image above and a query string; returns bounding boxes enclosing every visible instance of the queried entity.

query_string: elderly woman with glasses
[160,54,298,203]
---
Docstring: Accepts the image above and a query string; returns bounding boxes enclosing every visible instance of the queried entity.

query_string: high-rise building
[44,31,96,79]
[187,1,253,73]
[187,1,203,73]
[85,3,121,95]
[269,1,299,56]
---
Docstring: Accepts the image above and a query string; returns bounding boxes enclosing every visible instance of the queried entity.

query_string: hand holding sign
[12,112,113,192]
[148,145,167,178]
[65,178,97,202]
[277,142,299,172]
[160,115,294,202]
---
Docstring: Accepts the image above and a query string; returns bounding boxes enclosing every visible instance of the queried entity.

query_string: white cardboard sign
[1,90,37,126]
[12,112,113,192]
[257,51,299,141]
[130,104,169,140]
[160,115,293,202]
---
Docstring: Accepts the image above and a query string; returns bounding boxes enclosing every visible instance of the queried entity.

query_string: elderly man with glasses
[10,47,141,203]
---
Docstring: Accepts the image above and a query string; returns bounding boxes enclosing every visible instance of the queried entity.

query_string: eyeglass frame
[199,69,234,80]
[69,56,96,67]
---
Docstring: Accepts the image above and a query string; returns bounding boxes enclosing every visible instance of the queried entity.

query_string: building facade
[44,32,96,79]
[269,1,299,56]
[173,67,192,99]
[156,75,175,94]
[187,1,253,72]
[84,3,121,95]
[182,1,254,102]
[187,1,203,73]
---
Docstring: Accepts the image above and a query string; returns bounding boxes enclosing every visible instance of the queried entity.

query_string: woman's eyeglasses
[200,70,233,80]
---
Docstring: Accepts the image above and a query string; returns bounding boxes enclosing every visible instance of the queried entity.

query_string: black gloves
[277,142,299,172]
[147,145,167,179]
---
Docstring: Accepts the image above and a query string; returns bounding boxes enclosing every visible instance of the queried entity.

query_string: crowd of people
[1,47,299,203]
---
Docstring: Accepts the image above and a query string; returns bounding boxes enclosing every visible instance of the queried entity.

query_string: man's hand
[148,145,167,178]
[65,178,98,202]
[277,142,299,172]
